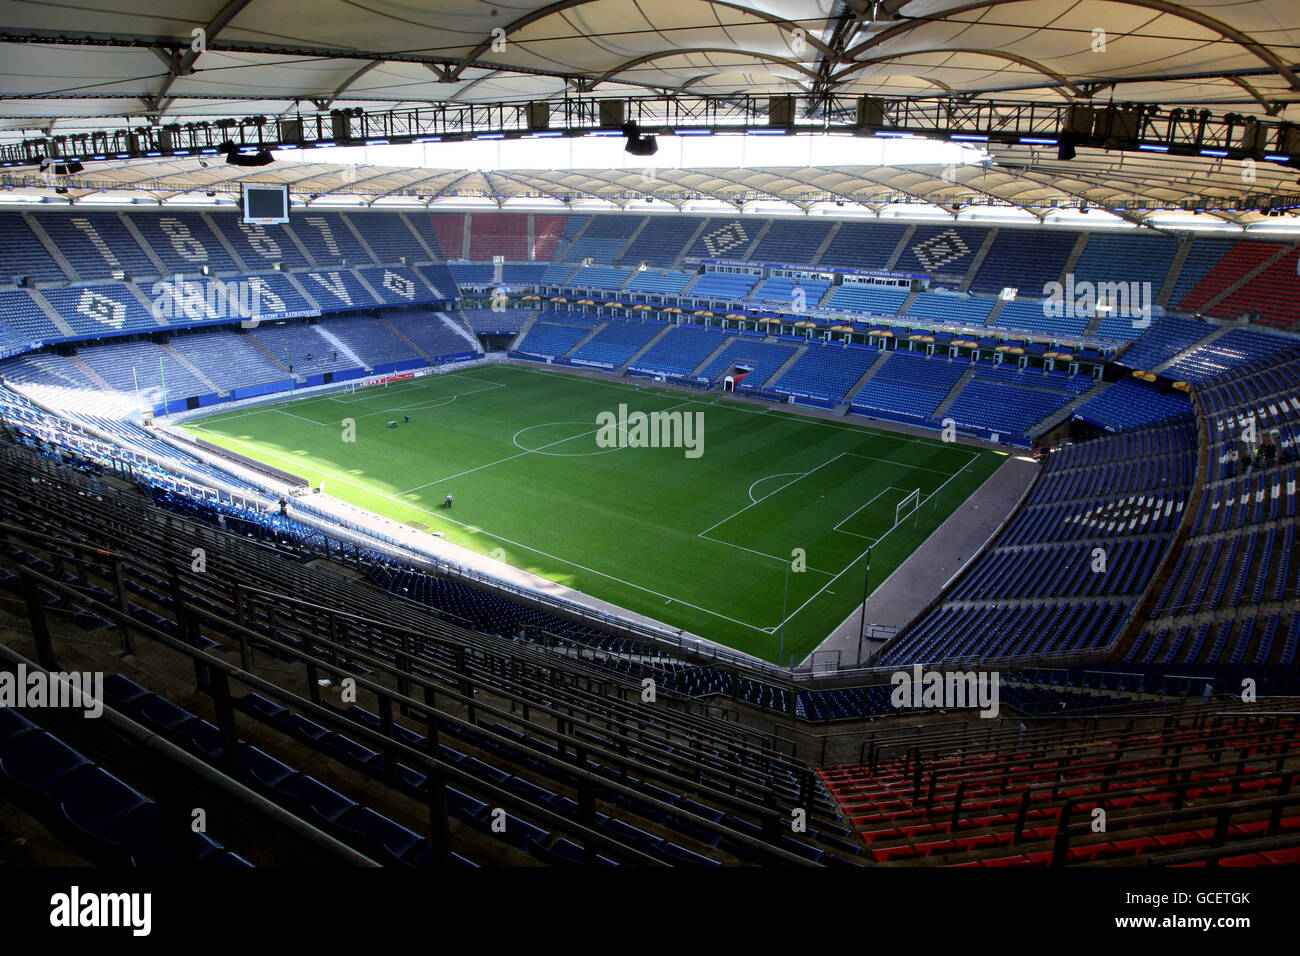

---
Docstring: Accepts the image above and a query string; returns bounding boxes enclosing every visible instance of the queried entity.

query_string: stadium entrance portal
[723,365,754,392]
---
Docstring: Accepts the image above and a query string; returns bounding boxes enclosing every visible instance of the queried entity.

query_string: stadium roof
[1,0,1298,224]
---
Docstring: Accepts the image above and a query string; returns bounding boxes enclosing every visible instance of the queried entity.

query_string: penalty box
[700,452,935,569]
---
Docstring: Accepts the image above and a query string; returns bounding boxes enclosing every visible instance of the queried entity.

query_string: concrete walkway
[803,452,1042,668]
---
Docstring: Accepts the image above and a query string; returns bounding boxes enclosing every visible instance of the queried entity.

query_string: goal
[895,488,922,528]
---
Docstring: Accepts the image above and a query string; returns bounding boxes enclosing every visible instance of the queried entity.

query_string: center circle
[512,420,625,456]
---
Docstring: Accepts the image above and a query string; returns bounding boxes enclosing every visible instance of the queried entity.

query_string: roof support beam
[312,60,385,111]
[831,48,1088,99]
[141,0,259,120]
[842,0,1300,92]
[592,49,821,89]
[448,0,835,83]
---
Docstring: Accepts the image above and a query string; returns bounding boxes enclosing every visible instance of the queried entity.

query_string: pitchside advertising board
[242,183,290,225]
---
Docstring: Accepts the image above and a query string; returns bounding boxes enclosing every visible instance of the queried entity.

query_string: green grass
[183,365,1005,663]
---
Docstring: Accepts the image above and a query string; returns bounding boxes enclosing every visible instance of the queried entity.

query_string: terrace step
[199,211,250,272]
[1059,231,1090,285]
[673,218,711,270]
[547,263,583,286]
[613,217,652,265]
[554,216,595,263]
[618,322,675,372]
[313,324,368,370]
[740,219,773,260]
[985,295,1009,327]
[1158,235,1194,308]
[842,350,892,403]
[435,311,481,352]
[959,228,999,293]
[282,272,321,311]
[348,268,388,305]
[1197,240,1300,315]
[560,321,609,359]
[64,354,114,392]
[509,314,539,353]
[340,214,384,265]
[399,212,440,263]
[883,225,916,272]
[281,220,323,267]
[1029,380,1107,438]
[1152,325,1233,375]
[809,221,842,266]
[689,334,738,378]
[127,282,171,327]
[241,331,297,379]
[760,344,808,389]
[159,342,225,397]
[896,288,922,316]
[22,212,82,281]
[378,315,435,363]
[25,288,78,337]
[931,366,976,418]
[459,213,473,259]
[116,212,171,277]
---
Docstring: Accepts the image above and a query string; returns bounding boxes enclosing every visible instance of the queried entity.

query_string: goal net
[895,488,921,528]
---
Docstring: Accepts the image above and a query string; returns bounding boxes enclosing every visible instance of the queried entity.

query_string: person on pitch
[444,493,453,509]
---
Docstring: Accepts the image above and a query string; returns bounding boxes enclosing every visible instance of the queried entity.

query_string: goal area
[895,488,922,528]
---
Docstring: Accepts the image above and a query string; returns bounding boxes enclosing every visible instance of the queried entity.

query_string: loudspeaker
[157,129,174,152]
[768,95,795,127]
[526,102,550,131]
[1063,106,1094,137]
[331,110,354,142]
[599,100,625,128]
[278,119,302,143]
[855,96,885,130]
[1276,123,1300,156]
[1095,106,1141,147]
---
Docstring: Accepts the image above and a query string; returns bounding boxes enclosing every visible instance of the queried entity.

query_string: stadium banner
[353,371,417,390]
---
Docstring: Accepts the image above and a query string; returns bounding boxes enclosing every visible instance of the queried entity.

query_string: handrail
[0,641,380,866]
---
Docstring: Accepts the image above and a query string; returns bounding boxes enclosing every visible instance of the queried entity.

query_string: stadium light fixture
[220,141,274,167]
[622,122,658,157]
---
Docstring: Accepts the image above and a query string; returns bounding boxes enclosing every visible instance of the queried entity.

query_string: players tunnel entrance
[722,363,755,392]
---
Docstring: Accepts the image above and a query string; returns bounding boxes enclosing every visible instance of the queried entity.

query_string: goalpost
[894,488,922,529]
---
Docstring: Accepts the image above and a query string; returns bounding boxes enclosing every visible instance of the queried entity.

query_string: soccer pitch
[183,365,1005,663]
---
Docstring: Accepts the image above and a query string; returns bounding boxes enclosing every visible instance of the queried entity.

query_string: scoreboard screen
[242,184,290,225]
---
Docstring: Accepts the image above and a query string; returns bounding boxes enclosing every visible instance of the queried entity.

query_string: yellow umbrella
[695,310,714,316]
[1006,346,1025,354]
[725,313,747,319]
[875,330,894,337]
[1173,381,1192,392]
[633,303,652,310]
[550,296,567,302]
[665,306,682,313]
